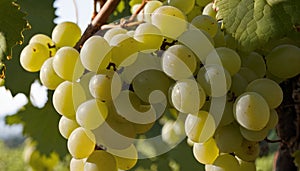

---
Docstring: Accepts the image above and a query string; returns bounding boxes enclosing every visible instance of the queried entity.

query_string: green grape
[20,42,50,72]
[162,44,198,80]
[29,34,57,57]
[210,153,240,171]
[132,69,171,104]
[53,81,86,119]
[143,0,163,23]
[168,0,195,14]
[214,123,243,153]
[237,67,259,83]
[266,109,278,129]
[266,70,285,84]
[266,44,300,78]
[190,15,218,37]
[230,73,248,97]
[39,57,64,90]
[235,139,260,162]
[126,30,135,37]
[58,116,79,139]
[171,78,206,114]
[134,23,163,51]
[196,64,232,97]
[51,21,81,48]
[178,29,215,62]
[193,138,219,164]
[224,34,238,50]
[130,105,156,134]
[110,34,142,66]
[246,78,283,109]
[233,92,270,131]
[213,23,226,47]
[218,100,234,127]
[108,144,138,170]
[84,150,118,171]
[238,159,256,171]
[89,70,122,101]
[76,99,108,130]
[151,5,187,39]
[196,0,212,7]
[67,127,96,159]
[103,27,128,43]
[239,125,269,142]
[185,111,216,143]
[70,157,85,171]
[92,117,136,150]
[202,3,216,18]
[241,52,266,78]
[78,71,95,100]
[161,120,185,146]
[205,47,241,76]
[52,47,85,81]
[80,36,112,73]
[131,4,144,21]
[186,5,202,22]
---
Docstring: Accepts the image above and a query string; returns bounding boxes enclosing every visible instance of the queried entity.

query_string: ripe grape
[168,0,195,14]
[108,144,138,170]
[143,0,163,23]
[190,15,218,37]
[39,57,64,90]
[29,34,57,56]
[70,158,85,171]
[84,150,118,171]
[230,73,248,96]
[134,23,163,51]
[58,116,79,139]
[193,138,219,164]
[235,139,260,162]
[161,120,185,146]
[210,153,240,171]
[202,3,216,18]
[51,21,81,48]
[103,27,128,43]
[237,67,259,83]
[241,52,266,78]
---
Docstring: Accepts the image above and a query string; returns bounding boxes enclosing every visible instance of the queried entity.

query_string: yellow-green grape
[84,150,117,171]
[213,23,226,47]
[193,138,219,164]
[132,105,156,134]
[143,0,163,23]
[127,30,135,37]
[29,34,57,57]
[230,73,248,96]
[186,5,202,22]
[134,23,163,51]
[266,70,285,84]
[196,64,232,97]
[58,116,79,139]
[196,0,212,7]
[266,44,300,79]
[110,34,142,66]
[266,109,279,129]
[161,120,185,146]
[78,71,95,100]
[171,78,206,114]
[67,127,96,159]
[214,123,243,153]
[20,42,49,72]
[103,27,128,43]
[80,36,112,73]
[218,101,234,127]
[108,144,138,170]
[237,67,259,83]
[52,47,85,81]
[246,78,283,109]
[162,44,197,80]
[89,71,122,101]
[202,3,216,18]
[70,158,85,171]
[235,139,260,162]
[53,81,86,119]
[168,0,195,14]
[185,111,216,143]
[39,57,64,90]
[76,99,108,130]
[210,153,240,171]
[92,118,136,150]
[239,124,269,142]
[51,21,81,48]
[131,4,144,21]
[190,15,218,37]
[132,69,172,104]
[234,92,270,131]
[151,5,187,39]
[241,52,266,78]
[238,159,256,171]
[205,47,241,76]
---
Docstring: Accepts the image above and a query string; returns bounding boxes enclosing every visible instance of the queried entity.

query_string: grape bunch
[19,0,300,170]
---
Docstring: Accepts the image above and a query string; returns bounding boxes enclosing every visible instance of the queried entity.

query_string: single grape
[241,52,266,78]
[20,42,49,72]
[134,23,163,51]
[70,158,85,171]
[51,21,81,48]
[235,139,260,162]
[108,144,138,170]
[202,3,216,18]
[230,73,248,97]
[39,57,64,90]
[168,0,195,14]
[210,153,240,171]
[84,150,118,171]
[58,116,79,139]
[29,34,57,57]
[193,138,219,164]
[186,5,202,22]
[67,127,96,159]
[238,159,256,171]
[237,67,259,83]
[195,0,212,7]
[190,15,218,37]
[103,27,128,43]
[143,0,163,23]
[78,71,96,100]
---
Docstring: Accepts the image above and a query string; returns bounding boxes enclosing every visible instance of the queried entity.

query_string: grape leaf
[5,94,68,158]
[0,0,29,60]
[216,0,300,51]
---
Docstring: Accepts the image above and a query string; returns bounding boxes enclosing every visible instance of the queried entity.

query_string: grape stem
[128,0,148,22]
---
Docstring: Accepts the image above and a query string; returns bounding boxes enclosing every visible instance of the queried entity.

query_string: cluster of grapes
[19,0,300,170]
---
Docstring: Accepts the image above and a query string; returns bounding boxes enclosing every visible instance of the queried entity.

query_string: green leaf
[216,0,300,51]
[0,0,29,60]
[6,94,68,158]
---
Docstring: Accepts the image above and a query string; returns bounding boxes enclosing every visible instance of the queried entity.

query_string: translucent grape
[84,150,117,171]
[162,120,185,146]
[67,127,96,159]
[39,57,64,90]
[78,71,95,100]
[239,125,269,142]
[190,15,218,37]
[52,47,85,81]
[20,42,49,72]
[58,116,79,139]
[241,52,266,78]
[202,3,216,18]
[80,36,112,72]
[51,21,81,48]
[134,23,163,51]
[196,0,211,7]
[237,67,259,83]
[230,73,248,96]
[70,158,85,171]
[185,111,216,143]
[210,153,240,171]
[108,144,138,170]
[235,139,260,162]
[233,92,270,131]
[143,0,163,23]
[193,138,219,164]
[238,159,256,171]
[162,44,198,80]
[29,34,57,57]
[103,27,128,43]
[168,0,195,14]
